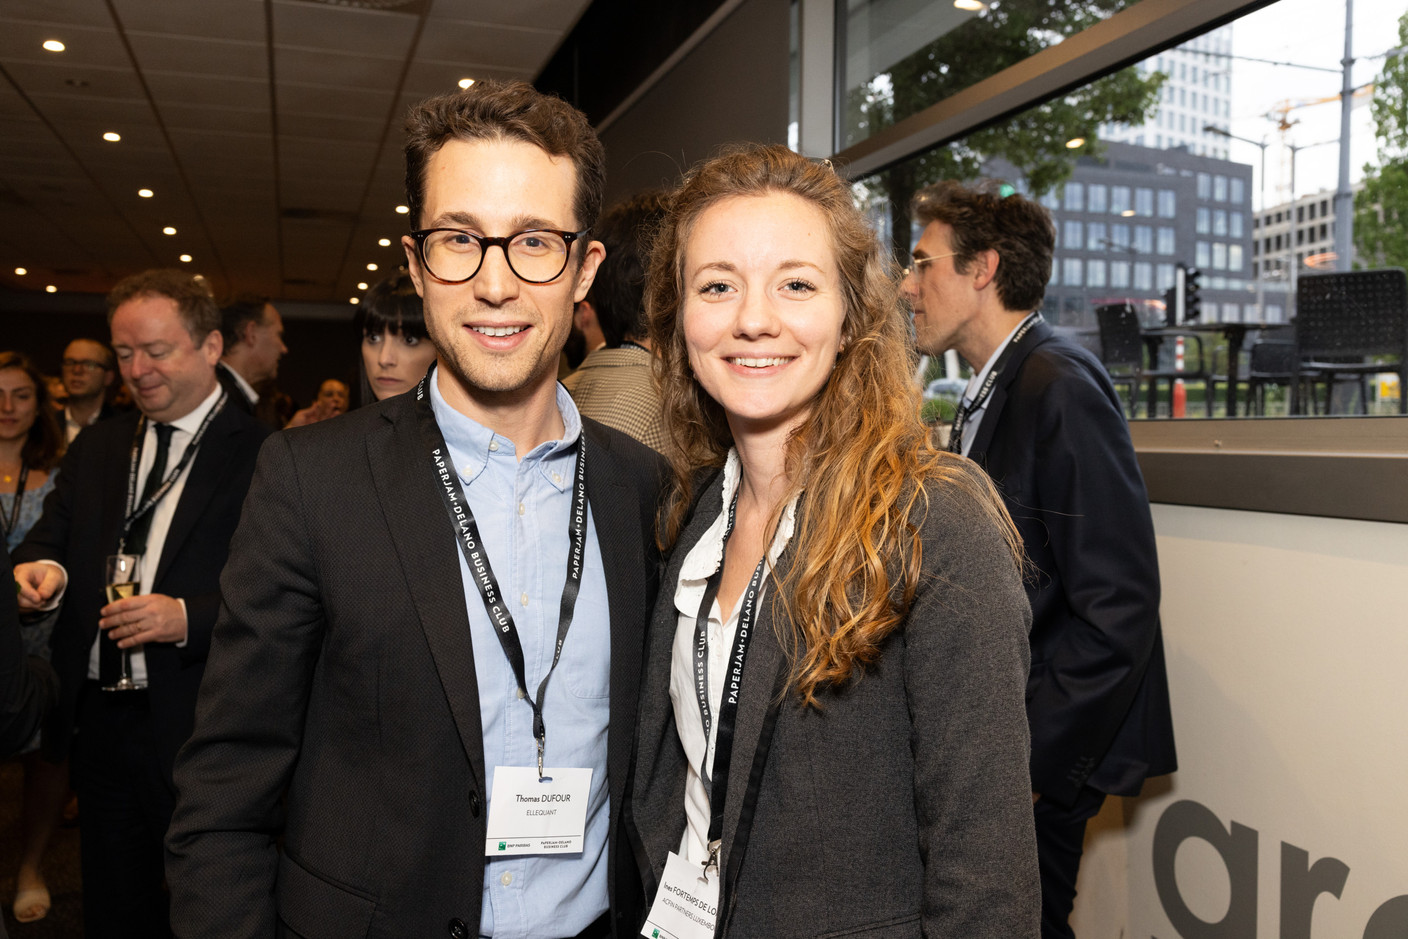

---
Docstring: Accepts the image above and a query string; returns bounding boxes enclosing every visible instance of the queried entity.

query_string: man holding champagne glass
[11,269,269,937]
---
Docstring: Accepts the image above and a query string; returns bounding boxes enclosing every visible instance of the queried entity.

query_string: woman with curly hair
[628,145,1039,938]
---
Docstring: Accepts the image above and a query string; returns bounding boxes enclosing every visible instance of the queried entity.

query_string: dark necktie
[101,422,172,685]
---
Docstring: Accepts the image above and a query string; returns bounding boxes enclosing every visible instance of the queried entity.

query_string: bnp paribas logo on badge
[651,931,660,938]
[498,841,506,851]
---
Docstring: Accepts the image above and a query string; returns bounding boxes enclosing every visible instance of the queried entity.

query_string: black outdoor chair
[1293,269,1408,415]
[1209,329,1300,416]
[1095,302,1212,418]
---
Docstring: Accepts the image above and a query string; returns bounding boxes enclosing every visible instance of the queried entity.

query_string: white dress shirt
[84,384,222,682]
[668,449,799,866]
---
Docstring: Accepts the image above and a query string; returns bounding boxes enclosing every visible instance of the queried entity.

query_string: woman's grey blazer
[626,469,1040,938]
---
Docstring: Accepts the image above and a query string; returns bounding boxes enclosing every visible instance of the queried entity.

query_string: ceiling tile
[277,83,394,122]
[159,104,270,135]
[271,2,420,57]
[5,62,148,101]
[129,33,267,80]
[5,1,118,29]
[273,48,404,93]
[413,21,559,73]
[0,24,129,71]
[111,0,266,43]
[427,0,591,34]
[145,71,269,112]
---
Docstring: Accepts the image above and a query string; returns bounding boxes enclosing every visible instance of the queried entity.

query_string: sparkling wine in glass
[102,554,143,691]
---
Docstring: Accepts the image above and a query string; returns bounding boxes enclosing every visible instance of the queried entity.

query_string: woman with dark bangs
[628,145,1039,938]
[356,270,438,405]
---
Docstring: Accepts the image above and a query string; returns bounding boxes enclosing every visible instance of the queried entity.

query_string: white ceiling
[0,0,592,303]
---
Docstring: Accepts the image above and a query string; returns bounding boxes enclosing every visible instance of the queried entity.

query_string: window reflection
[853,0,1407,417]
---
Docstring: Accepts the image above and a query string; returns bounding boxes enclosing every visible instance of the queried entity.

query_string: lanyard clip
[536,736,546,782]
[702,840,721,884]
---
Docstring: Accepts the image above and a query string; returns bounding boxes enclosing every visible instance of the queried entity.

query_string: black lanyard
[947,312,1043,454]
[414,368,589,781]
[2,464,30,542]
[692,489,771,881]
[118,393,226,553]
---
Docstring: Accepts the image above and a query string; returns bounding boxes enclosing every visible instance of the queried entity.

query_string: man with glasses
[59,338,117,443]
[900,180,1175,939]
[167,80,665,939]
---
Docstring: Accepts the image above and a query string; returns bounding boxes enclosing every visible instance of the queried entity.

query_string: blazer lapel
[968,320,1053,465]
[582,423,648,826]
[101,413,141,560]
[367,400,487,790]
[153,407,239,587]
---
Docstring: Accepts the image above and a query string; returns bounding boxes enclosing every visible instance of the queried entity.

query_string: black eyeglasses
[61,358,109,372]
[409,227,591,285]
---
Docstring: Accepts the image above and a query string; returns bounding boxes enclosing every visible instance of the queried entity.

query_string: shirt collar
[222,362,259,405]
[162,383,224,436]
[678,448,801,585]
[963,312,1038,403]
[427,373,582,490]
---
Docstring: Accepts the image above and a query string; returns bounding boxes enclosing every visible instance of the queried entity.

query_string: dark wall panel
[597,0,791,204]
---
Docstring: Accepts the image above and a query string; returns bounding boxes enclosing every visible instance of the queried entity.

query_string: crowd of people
[2,78,1173,939]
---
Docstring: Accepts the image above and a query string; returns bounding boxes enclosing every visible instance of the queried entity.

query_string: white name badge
[484,766,592,856]
[641,851,719,939]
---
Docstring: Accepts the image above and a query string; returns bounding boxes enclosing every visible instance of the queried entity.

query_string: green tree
[847,0,1164,261]
[1354,11,1408,269]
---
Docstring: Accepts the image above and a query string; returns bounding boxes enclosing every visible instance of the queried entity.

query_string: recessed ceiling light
[1121,209,1136,217]
[366,263,378,271]
[1066,137,1085,149]
[357,282,369,290]
[458,78,475,90]
[163,226,177,235]
[45,285,57,293]
[350,297,360,304]
[378,238,391,247]
[42,40,65,53]
[395,205,409,215]
[14,267,26,276]
[103,132,121,142]
[138,188,154,198]
[953,0,985,10]
[179,254,193,263]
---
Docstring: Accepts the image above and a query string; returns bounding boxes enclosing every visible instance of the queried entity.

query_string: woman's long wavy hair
[645,144,1021,706]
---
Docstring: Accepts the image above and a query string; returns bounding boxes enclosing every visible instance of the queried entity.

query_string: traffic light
[1162,287,1177,326]
[1173,263,1203,324]
[1184,266,1202,322]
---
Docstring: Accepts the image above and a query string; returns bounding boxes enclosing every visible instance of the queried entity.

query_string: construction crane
[1266,85,1374,132]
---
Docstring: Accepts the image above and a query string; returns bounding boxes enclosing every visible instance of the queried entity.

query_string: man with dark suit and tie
[166,80,665,939]
[900,181,1176,939]
[12,268,270,936]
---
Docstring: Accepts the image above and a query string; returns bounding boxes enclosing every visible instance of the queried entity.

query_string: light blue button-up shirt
[429,378,612,939]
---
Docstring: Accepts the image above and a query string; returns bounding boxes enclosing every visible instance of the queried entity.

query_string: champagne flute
[102,553,143,691]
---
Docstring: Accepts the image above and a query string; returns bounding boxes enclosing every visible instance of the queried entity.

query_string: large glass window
[840,0,1141,150]
[846,0,1406,420]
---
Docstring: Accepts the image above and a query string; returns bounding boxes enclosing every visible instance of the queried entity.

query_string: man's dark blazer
[218,361,286,430]
[13,397,270,778]
[966,319,1176,807]
[166,391,665,939]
